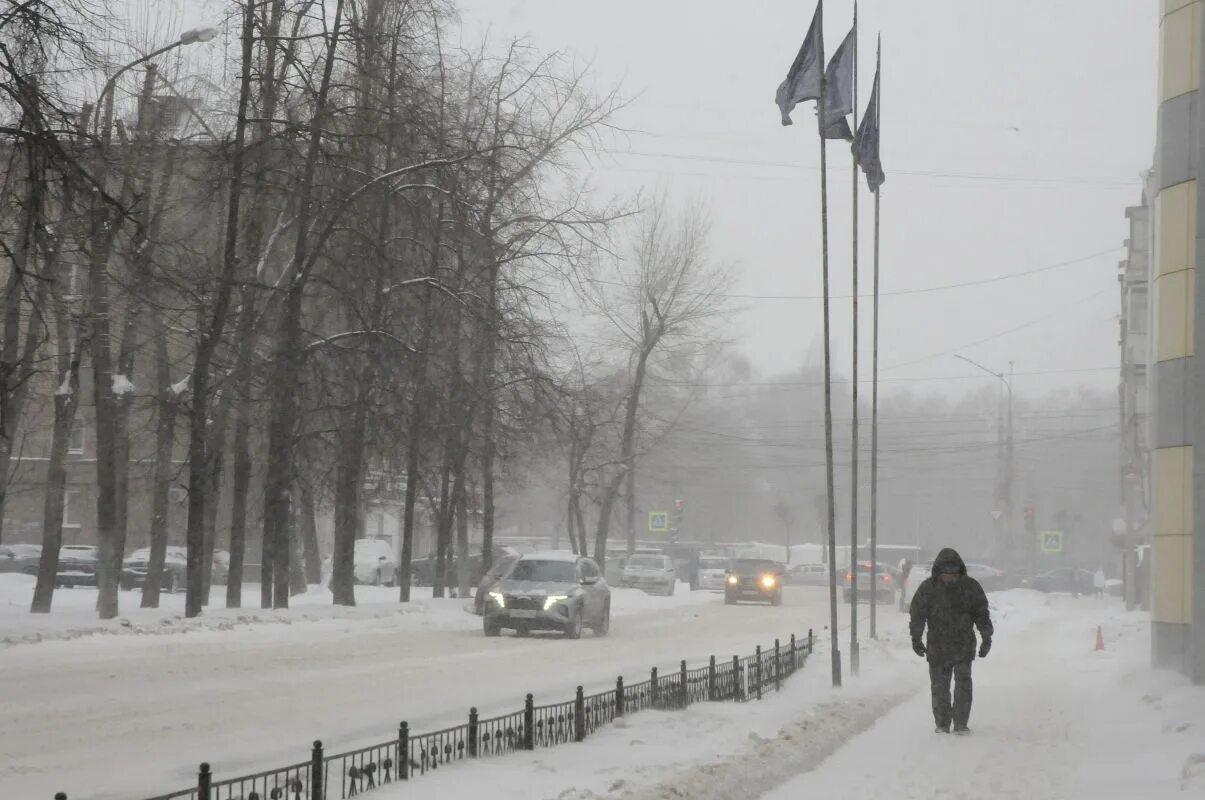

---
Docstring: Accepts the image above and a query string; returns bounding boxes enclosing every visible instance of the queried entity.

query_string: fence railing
[55,629,812,800]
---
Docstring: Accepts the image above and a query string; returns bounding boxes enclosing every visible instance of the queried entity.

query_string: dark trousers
[929,660,973,728]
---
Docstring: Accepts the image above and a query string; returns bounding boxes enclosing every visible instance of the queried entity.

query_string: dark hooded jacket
[909,548,993,663]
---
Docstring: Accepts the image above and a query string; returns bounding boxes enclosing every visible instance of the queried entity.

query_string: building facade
[1151,0,1205,680]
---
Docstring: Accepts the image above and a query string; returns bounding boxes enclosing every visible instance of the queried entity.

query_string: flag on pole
[775,2,824,126]
[853,60,884,191]
[820,25,856,141]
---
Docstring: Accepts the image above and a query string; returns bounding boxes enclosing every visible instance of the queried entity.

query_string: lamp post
[955,355,1015,571]
[94,27,219,147]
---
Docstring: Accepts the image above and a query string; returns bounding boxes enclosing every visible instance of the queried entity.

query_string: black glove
[912,640,926,658]
[979,639,991,659]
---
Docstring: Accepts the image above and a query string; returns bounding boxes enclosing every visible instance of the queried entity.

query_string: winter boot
[953,724,970,735]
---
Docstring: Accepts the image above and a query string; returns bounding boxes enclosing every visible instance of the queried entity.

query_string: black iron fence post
[809,628,814,654]
[574,686,586,742]
[707,655,716,701]
[650,667,659,708]
[399,722,409,780]
[311,740,324,799]
[198,763,211,800]
[523,694,535,750]
[679,660,688,708]
[775,639,782,691]
[791,634,797,672]
[755,646,763,700]
[468,708,479,757]
[732,655,742,701]
[616,676,625,717]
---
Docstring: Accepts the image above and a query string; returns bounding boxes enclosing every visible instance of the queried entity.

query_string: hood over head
[931,548,966,576]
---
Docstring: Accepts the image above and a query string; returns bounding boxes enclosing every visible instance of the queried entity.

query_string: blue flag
[775,2,824,126]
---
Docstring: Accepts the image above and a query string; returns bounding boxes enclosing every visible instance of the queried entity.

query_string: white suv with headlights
[482,552,611,639]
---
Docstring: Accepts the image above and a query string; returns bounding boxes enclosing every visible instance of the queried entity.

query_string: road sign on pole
[648,511,669,533]
[1039,529,1063,554]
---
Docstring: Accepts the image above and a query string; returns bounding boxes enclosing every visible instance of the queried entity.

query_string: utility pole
[956,355,1016,571]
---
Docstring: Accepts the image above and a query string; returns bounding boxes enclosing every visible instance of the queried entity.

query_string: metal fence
[55,629,812,800]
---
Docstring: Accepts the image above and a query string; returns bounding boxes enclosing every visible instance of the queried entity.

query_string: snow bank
[0,576,715,648]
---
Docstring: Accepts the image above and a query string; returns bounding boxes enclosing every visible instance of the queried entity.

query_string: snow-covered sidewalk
[763,595,1205,800]
[375,592,1205,800]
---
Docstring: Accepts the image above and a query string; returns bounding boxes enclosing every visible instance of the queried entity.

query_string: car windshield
[732,559,780,573]
[627,555,667,569]
[486,557,517,579]
[509,559,576,583]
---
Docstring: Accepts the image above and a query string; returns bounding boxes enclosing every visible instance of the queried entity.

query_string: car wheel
[594,603,611,637]
[666,581,676,597]
[515,625,531,637]
[724,594,736,605]
[484,618,501,637]
[564,607,583,640]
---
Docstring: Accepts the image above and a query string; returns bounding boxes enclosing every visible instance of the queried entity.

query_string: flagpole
[848,0,860,677]
[869,37,882,641]
[816,0,842,690]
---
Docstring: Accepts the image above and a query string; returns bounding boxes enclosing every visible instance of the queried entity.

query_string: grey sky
[455,0,1157,400]
[135,0,1157,400]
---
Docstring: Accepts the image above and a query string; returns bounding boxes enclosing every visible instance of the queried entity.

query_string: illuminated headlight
[727,575,739,586]
[488,591,505,608]
[760,574,777,589]
[544,594,569,611]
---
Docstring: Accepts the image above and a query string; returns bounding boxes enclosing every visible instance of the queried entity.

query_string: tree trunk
[289,494,308,596]
[226,407,252,608]
[185,0,259,618]
[400,431,420,602]
[625,463,637,554]
[455,469,470,599]
[433,458,452,599]
[30,371,79,613]
[300,485,321,585]
[141,319,177,609]
[331,422,363,606]
[593,470,626,565]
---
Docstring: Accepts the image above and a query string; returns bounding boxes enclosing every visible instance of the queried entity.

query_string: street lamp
[94,26,220,142]
[954,355,1016,570]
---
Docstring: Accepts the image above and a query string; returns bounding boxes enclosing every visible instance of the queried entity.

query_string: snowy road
[0,584,837,800]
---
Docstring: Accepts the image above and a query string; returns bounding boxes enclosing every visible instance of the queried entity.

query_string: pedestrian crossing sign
[648,511,669,533]
[1039,530,1063,554]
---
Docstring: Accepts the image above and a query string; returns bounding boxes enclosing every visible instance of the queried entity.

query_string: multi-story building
[1149,0,1205,680]
[1118,177,1154,611]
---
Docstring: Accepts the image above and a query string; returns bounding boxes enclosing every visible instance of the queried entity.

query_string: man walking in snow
[909,548,993,735]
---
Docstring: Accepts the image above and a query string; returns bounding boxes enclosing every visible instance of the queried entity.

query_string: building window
[68,419,85,455]
[63,489,81,529]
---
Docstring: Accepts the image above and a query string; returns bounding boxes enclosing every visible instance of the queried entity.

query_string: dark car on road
[0,544,41,574]
[57,545,100,588]
[121,546,187,593]
[724,558,784,606]
[842,561,898,604]
[483,552,610,638]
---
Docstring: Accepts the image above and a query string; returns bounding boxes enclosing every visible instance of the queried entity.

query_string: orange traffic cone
[1095,625,1105,651]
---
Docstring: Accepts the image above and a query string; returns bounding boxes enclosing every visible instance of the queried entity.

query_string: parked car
[965,563,1008,592]
[697,556,732,591]
[56,545,100,588]
[121,547,234,592]
[619,553,677,596]
[482,552,610,638]
[354,538,397,586]
[0,543,41,574]
[841,561,896,604]
[785,562,829,587]
[1030,567,1093,595]
[121,546,187,592]
[724,558,785,606]
[473,553,520,614]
